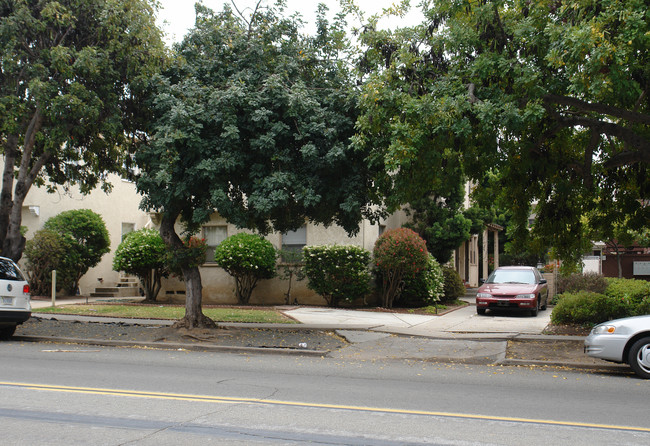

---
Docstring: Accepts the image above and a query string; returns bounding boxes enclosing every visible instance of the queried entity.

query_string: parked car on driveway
[476,266,548,317]
[584,315,650,379]
[0,256,31,339]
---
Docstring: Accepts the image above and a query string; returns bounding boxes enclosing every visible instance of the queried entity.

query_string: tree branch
[546,114,649,168]
[543,94,650,125]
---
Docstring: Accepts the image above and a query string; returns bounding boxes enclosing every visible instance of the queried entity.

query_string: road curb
[12,335,330,357]
[498,358,632,373]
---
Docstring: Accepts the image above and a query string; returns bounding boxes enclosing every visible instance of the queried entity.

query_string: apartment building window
[202,225,227,262]
[121,223,135,241]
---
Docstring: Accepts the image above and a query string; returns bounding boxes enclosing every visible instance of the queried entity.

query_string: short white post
[51,270,56,307]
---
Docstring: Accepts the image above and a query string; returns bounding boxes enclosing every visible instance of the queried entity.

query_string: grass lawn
[35,304,298,324]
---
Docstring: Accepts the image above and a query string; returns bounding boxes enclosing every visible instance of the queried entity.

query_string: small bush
[557,272,608,294]
[374,228,429,308]
[441,267,465,303]
[303,245,371,307]
[400,254,445,307]
[24,229,67,296]
[551,291,628,326]
[214,233,276,304]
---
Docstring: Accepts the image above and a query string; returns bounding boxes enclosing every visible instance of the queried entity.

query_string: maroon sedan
[476,266,548,317]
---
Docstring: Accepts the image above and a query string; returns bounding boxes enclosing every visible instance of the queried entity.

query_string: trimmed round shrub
[400,254,445,307]
[24,229,67,296]
[441,266,465,302]
[303,244,371,307]
[43,209,110,294]
[551,291,628,326]
[557,272,608,294]
[374,228,428,308]
[214,233,277,304]
[113,229,168,302]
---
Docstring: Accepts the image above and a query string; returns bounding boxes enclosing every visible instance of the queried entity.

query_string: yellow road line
[1,381,649,433]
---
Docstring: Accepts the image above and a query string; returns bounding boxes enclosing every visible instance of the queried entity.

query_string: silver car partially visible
[0,256,31,339]
[584,315,650,379]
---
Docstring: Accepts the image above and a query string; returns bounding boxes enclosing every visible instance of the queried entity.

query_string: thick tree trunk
[1,111,46,261]
[159,213,215,329]
[0,135,19,253]
[177,265,216,329]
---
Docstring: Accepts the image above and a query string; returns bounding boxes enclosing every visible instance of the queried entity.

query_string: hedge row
[551,276,650,326]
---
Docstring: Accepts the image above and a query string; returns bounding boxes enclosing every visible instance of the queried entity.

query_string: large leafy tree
[354,0,649,264]
[137,2,379,328]
[0,0,165,260]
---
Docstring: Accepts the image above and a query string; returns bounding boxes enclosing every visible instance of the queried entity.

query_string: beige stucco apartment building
[21,176,493,304]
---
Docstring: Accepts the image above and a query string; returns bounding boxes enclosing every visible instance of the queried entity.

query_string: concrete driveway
[284,304,552,336]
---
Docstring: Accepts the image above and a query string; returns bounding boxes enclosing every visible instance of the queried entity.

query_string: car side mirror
[539,279,547,284]
[480,278,486,284]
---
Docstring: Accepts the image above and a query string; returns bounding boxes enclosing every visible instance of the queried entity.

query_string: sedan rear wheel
[628,337,650,379]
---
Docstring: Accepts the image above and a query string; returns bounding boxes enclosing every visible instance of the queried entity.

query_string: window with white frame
[202,225,227,262]
[281,225,306,262]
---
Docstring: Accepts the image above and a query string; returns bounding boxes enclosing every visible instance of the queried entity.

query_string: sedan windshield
[487,269,536,285]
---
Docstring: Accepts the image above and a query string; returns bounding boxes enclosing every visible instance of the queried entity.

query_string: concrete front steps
[90,277,141,299]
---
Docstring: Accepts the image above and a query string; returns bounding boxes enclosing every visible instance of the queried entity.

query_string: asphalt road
[1,340,649,445]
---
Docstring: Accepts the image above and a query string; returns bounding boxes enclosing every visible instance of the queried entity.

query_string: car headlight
[592,325,616,334]
[477,293,492,298]
[515,294,535,299]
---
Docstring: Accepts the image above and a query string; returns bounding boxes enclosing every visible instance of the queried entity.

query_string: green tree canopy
[354,0,649,265]
[137,2,379,327]
[44,209,110,293]
[0,0,165,260]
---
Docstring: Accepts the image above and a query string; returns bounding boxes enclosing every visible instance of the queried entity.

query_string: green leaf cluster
[302,244,372,307]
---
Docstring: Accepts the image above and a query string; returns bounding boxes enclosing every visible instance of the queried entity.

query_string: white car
[0,257,31,339]
[584,315,650,379]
